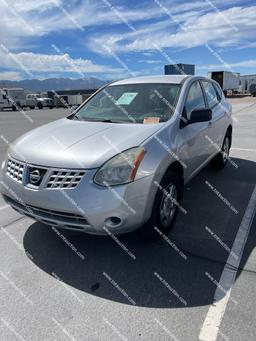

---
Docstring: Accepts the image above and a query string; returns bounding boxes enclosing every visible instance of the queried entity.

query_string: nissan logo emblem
[29,169,41,185]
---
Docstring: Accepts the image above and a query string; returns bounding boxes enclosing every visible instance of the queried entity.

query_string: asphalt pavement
[0,99,256,341]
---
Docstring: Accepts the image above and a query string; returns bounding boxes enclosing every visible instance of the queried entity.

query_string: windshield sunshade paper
[115,92,138,105]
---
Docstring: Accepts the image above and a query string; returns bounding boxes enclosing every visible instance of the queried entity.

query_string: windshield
[73,83,181,123]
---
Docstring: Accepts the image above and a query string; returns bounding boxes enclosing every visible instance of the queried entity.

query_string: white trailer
[239,74,256,94]
[0,88,26,111]
[67,95,83,106]
[207,71,240,94]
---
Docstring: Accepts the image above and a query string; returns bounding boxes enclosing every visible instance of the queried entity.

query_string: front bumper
[0,159,155,235]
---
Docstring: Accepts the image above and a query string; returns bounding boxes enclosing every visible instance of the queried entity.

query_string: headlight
[94,147,146,186]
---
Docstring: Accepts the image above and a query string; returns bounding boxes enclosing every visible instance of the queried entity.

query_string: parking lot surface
[0,99,256,341]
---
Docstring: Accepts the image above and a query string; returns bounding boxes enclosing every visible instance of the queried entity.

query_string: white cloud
[198,60,256,70]
[0,0,254,79]
[88,5,256,54]
[0,0,169,47]
[0,0,241,48]
[0,48,122,78]
[0,71,22,81]
[138,60,162,64]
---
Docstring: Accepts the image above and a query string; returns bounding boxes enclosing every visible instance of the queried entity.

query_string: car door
[201,80,226,155]
[178,80,213,180]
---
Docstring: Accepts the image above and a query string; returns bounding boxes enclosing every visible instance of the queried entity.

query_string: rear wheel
[211,133,231,170]
[138,171,182,241]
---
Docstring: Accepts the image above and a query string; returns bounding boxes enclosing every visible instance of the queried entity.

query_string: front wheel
[211,133,231,170]
[138,171,182,241]
[37,102,43,109]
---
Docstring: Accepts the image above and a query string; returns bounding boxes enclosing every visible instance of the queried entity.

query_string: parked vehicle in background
[0,88,26,111]
[26,94,54,109]
[0,75,233,240]
[54,94,83,108]
[239,74,256,94]
[208,71,240,95]
[249,84,256,97]
[67,94,83,107]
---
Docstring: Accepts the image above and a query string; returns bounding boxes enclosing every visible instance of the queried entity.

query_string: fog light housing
[104,216,122,227]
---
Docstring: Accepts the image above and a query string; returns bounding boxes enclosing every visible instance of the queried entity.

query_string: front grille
[46,170,85,189]
[6,159,24,183]
[3,195,90,229]
[6,157,86,189]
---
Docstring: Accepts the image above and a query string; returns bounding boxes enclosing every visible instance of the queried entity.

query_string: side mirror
[188,108,212,124]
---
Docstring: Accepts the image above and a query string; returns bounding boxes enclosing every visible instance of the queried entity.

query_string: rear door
[201,80,226,155]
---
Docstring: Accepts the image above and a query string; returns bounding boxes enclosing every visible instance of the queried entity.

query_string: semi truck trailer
[208,71,240,95]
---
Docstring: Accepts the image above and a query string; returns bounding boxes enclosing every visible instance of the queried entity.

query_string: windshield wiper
[72,114,80,120]
[82,118,128,123]
[69,116,135,123]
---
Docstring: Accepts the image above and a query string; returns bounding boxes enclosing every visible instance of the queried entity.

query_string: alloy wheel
[159,183,178,227]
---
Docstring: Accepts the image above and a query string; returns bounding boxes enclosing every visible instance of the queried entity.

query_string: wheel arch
[163,160,184,198]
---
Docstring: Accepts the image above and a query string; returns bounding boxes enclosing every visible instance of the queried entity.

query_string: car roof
[110,75,192,86]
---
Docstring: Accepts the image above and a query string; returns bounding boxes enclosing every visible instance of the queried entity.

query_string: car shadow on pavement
[23,157,256,308]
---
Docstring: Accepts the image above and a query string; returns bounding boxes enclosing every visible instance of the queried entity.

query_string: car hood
[9,118,164,168]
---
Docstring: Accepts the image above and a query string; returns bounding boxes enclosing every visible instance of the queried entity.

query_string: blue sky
[0,0,256,81]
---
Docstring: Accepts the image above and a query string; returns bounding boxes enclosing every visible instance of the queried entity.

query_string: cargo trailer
[208,71,240,95]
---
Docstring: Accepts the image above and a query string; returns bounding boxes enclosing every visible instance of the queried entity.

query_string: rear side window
[213,83,222,101]
[184,81,206,120]
[202,81,219,108]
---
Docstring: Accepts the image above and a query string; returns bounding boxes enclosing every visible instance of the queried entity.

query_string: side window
[202,81,219,108]
[213,83,222,101]
[184,81,206,120]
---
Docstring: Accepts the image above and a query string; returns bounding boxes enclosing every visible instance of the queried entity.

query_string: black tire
[138,170,182,241]
[211,132,231,170]
[37,102,43,109]
[30,106,35,109]
[49,106,53,109]
[12,105,16,111]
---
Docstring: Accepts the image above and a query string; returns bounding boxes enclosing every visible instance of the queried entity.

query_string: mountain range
[0,77,110,92]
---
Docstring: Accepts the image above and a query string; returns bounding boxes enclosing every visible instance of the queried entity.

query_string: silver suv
[0,75,232,239]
